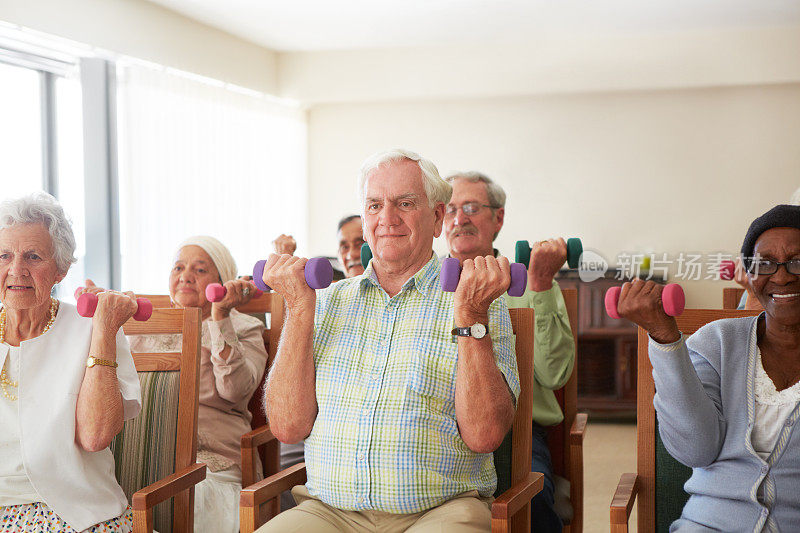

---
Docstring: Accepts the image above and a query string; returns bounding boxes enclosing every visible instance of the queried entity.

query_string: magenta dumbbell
[720,260,735,281]
[604,283,685,320]
[76,292,153,321]
[205,283,263,303]
[252,257,334,292]
[440,257,527,297]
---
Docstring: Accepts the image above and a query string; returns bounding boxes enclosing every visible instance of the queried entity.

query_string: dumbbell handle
[604,283,685,319]
[76,292,153,321]
[205,283,263,303]
[440,257,527,297]
[252,257,334,292]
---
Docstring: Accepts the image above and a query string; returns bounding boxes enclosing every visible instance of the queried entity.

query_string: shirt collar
[360,252,441,298]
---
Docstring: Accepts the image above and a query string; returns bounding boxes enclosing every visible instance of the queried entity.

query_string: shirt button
[358,496,365,504]
[785,419,794,427]
[762,508,769,517]
[761,465,769,474]
[358,453,365,461]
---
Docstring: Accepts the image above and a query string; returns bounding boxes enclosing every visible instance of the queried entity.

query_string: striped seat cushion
[112,370,180,533]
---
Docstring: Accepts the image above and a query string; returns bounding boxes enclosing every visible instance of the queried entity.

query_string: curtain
[116,63,307,293]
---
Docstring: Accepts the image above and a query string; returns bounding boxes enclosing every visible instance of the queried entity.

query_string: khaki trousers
[254,485,492,532]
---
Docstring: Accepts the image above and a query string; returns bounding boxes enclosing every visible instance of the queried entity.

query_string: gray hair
[445,171,507,209]
[358,149,452,208]
[0,192,77,273]
[791,186,800,206]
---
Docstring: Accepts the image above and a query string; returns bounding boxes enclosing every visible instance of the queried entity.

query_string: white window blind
[116,64,308,293]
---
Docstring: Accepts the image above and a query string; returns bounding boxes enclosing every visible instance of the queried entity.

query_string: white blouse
[752,347,800,460]
[0,302,141,531]
[0,345,40,506]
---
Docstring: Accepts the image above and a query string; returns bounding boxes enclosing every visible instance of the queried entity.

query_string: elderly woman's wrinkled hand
[93,290,139,334]
[616,279,681,344]
[211,279,258,321]
[76,279,105,297]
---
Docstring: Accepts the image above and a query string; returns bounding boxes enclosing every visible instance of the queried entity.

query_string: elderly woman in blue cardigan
[616,204,800,532]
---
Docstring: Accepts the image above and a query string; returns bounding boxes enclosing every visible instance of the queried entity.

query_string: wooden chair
[722,287,745,310]
[546,288,588,533]
[113,306,206,533]
[609,308,760,533]
[239,307,544,533]
[138,292,285,501]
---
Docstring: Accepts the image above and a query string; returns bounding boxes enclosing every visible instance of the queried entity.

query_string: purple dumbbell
[252,257,334,292]
[440,257,527,297]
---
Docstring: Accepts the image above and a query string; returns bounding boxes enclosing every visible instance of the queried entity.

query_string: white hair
[445,171,507,208]
[791,186,800,206]
[0,192,77,273]
[358,148,452,208]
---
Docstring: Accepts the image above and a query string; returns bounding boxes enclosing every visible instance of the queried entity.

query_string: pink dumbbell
[440,257,528,297]
[720,260,735,281]
[604,283,685,319]
[205,283,263,303]
[76,291,153,321]
[252,257,334,292]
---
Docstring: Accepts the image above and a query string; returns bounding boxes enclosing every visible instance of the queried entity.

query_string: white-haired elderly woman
[84,235,268,533]
[0,193,141,532]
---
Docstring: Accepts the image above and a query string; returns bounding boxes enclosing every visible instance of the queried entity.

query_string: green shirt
[505,279,575,426]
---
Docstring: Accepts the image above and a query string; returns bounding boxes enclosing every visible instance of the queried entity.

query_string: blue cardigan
[649,315,800,532]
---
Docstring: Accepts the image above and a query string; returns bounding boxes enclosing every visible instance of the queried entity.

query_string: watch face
[470,323,487,339]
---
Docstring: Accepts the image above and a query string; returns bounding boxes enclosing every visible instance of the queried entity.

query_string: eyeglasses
[444,202,497,217]
[747,259,800,276]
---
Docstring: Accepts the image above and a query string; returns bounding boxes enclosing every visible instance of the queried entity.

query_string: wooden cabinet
[557,271,663,418]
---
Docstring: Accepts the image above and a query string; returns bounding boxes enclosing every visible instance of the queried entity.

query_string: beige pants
[255,485,492,533]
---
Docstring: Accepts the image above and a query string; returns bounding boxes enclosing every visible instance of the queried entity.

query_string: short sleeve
[115,328,141,420]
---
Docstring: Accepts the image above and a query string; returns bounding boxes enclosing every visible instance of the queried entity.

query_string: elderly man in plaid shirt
[258,149,520,532]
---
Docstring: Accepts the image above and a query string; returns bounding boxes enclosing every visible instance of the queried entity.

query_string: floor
[581,420,638,532]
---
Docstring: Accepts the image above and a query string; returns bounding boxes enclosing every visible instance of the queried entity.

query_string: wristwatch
[451,323,488,340]
[86,356,119,369]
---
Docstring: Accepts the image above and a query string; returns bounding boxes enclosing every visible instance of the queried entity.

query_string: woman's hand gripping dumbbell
[441,257,527,297]
[205,279,263,320]
[515,237,581,291]
[74,284,152,322]
[604,280,684,344]
[253,255,334,309]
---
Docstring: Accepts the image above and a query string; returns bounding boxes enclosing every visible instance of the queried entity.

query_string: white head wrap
[177,235,237,284]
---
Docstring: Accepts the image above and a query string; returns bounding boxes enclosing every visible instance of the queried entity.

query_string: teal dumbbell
[361,242,373,269]
[515,238,583,269]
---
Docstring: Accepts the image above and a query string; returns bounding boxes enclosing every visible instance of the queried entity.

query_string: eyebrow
[366,193,421,203]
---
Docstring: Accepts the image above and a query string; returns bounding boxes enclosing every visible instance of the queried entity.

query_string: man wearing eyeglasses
[444,171,575,533]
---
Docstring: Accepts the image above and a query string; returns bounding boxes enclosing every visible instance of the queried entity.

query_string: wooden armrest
[610,473,639,525]
[131,463,207,510]
[569,412,588,445]
[241,425,277,449]
[491,472,544,520]
[241,462,307,508]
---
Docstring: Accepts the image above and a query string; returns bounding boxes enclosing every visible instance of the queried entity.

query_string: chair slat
[132,353,181,371]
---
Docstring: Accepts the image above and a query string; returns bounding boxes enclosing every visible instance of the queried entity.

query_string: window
[116,63,308,293]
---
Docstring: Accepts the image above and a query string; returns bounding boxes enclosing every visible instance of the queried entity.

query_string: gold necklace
[0,298,59,401]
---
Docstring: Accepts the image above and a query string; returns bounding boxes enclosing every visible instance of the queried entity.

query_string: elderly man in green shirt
[259,150,521,532]
[444,171,576,533]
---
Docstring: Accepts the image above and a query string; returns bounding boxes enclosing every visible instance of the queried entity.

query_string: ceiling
[145,0,800,51]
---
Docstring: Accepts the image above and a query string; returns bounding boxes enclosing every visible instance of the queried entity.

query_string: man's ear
[432,202,446,238]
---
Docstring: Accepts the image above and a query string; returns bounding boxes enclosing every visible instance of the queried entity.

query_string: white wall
[307,83,800,308]
[0,0,278,93]
[279,26,800,104]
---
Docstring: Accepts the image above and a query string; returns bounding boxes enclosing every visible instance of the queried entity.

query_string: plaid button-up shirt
[304,254,519,514]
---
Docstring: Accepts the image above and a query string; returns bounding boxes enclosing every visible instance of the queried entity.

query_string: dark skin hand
[615,278,681,344]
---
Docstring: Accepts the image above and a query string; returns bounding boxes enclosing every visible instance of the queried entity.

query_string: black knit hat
[741,204,800,267]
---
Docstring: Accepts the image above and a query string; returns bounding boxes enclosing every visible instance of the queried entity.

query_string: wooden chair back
[139,292,284,486]
[722,287,745,310]
[635,308,759,532]
[545,288,584,532]
[115,307,202,532]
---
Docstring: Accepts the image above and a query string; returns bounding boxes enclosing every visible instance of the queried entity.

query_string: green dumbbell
[515,238,583,269]
[361,242,373,269]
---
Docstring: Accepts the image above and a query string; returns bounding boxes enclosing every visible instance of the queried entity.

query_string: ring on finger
[242,287,251,297]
